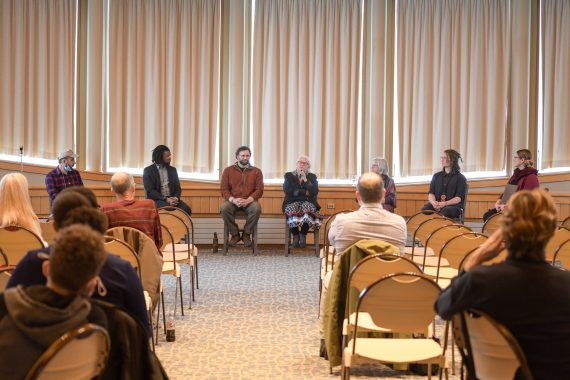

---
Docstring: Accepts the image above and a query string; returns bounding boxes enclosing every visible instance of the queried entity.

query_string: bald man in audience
[319,172,407,358]
[100,172,162,249]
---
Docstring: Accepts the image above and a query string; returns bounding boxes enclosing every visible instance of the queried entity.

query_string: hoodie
[0,285,99,379]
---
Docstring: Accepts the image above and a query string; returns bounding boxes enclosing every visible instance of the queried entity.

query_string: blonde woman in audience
[370,157,397,212]
[0,172,43,239]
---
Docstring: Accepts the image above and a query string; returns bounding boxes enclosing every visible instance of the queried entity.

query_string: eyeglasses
[297,161,309,164]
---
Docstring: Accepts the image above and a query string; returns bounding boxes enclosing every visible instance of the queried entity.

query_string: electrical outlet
[326,204,335,209]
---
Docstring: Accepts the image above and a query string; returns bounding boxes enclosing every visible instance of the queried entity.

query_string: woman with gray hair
[282,155,323,248]
[370,157,397,212]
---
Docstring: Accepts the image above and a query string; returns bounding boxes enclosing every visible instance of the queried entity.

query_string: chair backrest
[354,273,441,336]
[104,237,142,278]
[25,323,110,380]
[158,206,195,245]
[562,216,570,229]
[458,247,507,271]
[440,232,488,270]
[160,225,176,262]
[409,217,455,261]
[39,221,57,246]
[406,210,441,241]
[421,224,472,266]
[0,225,46,265]
[0,265,15,292]
[482,212,504,236]
[461,309,533,380]
[346,254,422,316]
[552,238,570,270]
[545,227,570,262]
[158,213,188,246]
[105,226,163,306]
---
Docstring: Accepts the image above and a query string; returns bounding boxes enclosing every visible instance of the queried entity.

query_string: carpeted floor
[155,248,460,379]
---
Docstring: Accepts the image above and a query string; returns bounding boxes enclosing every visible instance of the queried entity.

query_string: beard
[239,159,249,166]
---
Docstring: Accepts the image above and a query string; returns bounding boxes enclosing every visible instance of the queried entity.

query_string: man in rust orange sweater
[220,146,264,247]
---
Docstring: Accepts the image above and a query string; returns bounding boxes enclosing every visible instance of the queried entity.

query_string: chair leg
[314,229,320,257]
[285,224,290,257]
[223,223,229,256]
[149,309,155,350]
[252,225,258,256]
[174,278,179,317]
[179,276,185,316]
[161,290,166,333]
[195,256,199,289]
[191,266,195,302]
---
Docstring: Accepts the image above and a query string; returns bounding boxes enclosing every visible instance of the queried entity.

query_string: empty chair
[417,223,472,268]
[552,239,570,270]
[545,227,570,262]
[0,225,46,265]
[158,211,196,304]
[342,273,447,379]
[405,210,441,244]
[455,309,533,380]
[481,212,504,236]
[161,225,185,314]
[407,217,454,261]
[342,254,423,349]
[25,323,110,380]
[423,232,488,287]
[158,206,200,289]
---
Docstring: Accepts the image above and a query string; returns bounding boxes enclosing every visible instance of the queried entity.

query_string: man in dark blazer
[143,145,192,216]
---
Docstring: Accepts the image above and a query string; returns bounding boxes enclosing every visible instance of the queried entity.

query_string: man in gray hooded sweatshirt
[0,224,107,378]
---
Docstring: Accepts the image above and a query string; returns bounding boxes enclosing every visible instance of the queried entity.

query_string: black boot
[292,234,300,248]
[299,234,307,248]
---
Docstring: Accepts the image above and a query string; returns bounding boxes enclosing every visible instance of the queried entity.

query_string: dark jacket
[92,299,168,380]
[436,257,570,380]
[282,171,320,211]
[143,164,182,201]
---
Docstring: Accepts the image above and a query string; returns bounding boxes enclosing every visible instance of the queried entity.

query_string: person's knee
[220,200,233,214]
[247,201,262,216]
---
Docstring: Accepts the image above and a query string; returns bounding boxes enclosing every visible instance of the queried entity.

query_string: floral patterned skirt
[284,201,323,229]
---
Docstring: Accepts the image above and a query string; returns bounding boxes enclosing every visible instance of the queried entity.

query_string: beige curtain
[0,0,76,160]
[540,0,570,169]
[396,0,509,176]
[361,0,395,173]
[107,0,220,174]
[251,0,362,180]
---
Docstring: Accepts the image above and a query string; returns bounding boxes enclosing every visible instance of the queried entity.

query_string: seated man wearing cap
[45,148,84,208]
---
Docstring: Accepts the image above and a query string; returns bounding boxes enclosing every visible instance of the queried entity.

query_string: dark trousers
[290,223,310,236]
[482,208,498,222]
[422,202,462,219]
[220,200,262,236]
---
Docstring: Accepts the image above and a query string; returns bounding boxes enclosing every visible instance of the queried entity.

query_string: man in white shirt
[319,172,407,357]
[328,172,406,254]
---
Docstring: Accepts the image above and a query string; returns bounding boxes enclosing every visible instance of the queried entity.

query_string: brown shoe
[229,234,240,247]
[242,233,252,247]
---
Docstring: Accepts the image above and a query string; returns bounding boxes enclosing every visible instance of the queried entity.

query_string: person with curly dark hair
[143,144,192,216]
[421,149,467,219]
[436,189,570,379]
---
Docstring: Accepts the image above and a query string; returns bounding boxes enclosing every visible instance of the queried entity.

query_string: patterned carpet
[155,248,460,379]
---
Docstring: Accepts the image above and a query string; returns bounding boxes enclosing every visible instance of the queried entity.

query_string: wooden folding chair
[545,227,570,263]
[39,220,57,246]
[25,323,110,380]
[455,309,533,380]
[342,273,447,380]
[482,212,504,236]
[0,225,46,265]
[552,238,570,270]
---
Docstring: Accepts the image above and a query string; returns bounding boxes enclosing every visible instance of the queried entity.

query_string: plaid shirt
[45,166,84,204]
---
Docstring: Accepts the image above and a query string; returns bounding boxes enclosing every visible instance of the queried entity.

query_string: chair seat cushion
[345,338,443,364]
